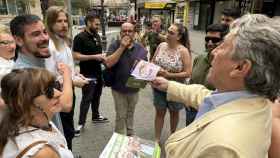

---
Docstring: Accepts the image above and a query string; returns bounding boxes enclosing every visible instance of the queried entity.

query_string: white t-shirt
[2,122,73,158]
[45,38,76,81]
[0,57,14,84]
[0,57,14,121]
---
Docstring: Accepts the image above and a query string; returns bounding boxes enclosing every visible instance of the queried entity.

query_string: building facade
[0,0,42,25]
[187,0,280,30]
[137,0,176,30]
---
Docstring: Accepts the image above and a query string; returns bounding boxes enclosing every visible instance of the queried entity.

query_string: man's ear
[230,59,252,78]
[13,36,24,47]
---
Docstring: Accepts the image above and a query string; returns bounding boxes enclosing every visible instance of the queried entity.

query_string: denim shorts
[152,88,184,111]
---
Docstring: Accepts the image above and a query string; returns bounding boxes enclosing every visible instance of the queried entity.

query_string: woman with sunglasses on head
[0,68,73,158]
[151,23,192,143]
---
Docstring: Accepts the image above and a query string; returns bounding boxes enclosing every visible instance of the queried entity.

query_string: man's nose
[208,40,214,45]
[9,42,16,49]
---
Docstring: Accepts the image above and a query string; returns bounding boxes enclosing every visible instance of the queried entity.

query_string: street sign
[144,2,176,9]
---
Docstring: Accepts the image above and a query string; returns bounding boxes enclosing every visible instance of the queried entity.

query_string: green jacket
[146,31,165,59]
[189,52,215,90]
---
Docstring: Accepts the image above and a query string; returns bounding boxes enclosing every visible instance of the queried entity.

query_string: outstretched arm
[57,63,73,112]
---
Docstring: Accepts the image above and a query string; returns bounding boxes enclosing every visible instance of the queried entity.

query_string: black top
[73,30,102,78]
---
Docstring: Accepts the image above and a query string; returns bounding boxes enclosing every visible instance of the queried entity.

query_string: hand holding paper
[131,60,161,81]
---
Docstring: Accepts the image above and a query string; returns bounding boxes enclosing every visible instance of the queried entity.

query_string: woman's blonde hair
[0,24,11,34]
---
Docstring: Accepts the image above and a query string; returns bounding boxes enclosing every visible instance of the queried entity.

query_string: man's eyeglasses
[121,30,134,34]
[205,37,222,43]
[0,40,15,46]
[40,81,61,99]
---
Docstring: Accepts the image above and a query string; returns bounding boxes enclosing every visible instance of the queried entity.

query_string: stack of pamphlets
[100,133,161,158]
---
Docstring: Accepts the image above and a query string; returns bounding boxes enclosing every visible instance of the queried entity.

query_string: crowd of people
[0,6,280,158]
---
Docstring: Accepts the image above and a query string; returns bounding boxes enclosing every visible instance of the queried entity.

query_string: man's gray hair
[230,14,280,100]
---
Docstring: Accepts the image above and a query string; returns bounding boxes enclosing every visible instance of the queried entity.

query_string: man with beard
[45,7,88,152]
[73,13,108,136]
[185,23,228,126]
[10,14,73,133]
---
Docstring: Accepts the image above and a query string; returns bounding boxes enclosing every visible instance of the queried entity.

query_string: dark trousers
[78,79,103,125]
[60,92,76,151]
[185,107,197,126]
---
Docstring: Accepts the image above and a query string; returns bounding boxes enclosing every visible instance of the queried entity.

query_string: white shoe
[74,125,84,137]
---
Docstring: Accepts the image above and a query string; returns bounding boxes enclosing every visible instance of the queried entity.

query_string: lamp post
[100,0,107,51]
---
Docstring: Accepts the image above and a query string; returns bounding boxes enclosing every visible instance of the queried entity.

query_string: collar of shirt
[195,90,258,119]
[0,56,14,66]
[16,52,45,68]
[208,90,258,108]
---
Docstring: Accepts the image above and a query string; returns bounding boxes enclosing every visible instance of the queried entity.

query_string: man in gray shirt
[10,14,73,133]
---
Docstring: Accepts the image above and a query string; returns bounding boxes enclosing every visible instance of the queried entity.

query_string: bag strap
[16,140,47,158]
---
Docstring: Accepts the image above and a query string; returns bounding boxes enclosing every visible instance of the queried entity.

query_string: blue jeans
[185,107,197,126]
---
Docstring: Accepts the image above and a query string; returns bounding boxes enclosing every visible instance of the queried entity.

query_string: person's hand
[151,77,169,92]
[95,53,106,61]
[75,73,86,80]
[157,68,169,78]
[50,103,63,114]
[73,73,89,88]
[57,62,71,77]
[74,79,89,88]
[120,36,132,49]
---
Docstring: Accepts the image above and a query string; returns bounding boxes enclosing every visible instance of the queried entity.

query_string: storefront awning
[90,0,129,7]
[142,2,176,9]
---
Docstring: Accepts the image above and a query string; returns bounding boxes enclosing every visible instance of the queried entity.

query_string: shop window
[0,0,8,15]
[17,0,28,15]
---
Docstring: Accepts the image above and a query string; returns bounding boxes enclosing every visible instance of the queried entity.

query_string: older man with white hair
[152,14,280,158]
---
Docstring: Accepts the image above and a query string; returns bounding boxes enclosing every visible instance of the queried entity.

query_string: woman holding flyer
[151,23,192,143]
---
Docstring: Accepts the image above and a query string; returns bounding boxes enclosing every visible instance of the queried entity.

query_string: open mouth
[38,43,49,49]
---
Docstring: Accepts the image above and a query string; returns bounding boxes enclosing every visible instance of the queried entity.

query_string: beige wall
[28,0,43,18]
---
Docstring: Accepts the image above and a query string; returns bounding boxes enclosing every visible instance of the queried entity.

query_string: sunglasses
[205,37,222,43]
[221,18,232,22]
[121,30,134,33]
[40,81,61,99]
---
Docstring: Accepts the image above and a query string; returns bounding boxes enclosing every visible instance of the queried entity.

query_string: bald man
[104,22,147,136]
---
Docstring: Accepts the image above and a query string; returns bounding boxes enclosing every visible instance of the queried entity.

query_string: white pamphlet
[131,60,160,81]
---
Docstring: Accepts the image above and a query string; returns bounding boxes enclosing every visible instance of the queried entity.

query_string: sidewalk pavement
[72,86,188,158]
[72,27,206,158]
